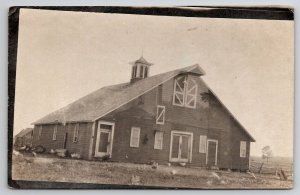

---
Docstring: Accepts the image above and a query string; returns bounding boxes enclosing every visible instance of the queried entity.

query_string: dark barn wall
[32,124,65,150]
[91,75,252,170]
[230,121,251,171]
[32,122,93,159]
[64,123,93,160]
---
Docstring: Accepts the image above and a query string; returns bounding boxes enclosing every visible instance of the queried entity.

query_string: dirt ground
[11,152,293,189]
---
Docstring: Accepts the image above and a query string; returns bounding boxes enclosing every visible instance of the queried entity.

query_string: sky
[14,8,294,157]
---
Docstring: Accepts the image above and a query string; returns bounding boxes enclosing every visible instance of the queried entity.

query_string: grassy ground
[12,152,293,189]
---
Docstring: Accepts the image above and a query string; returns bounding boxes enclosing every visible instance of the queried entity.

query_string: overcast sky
[14,8,294,157]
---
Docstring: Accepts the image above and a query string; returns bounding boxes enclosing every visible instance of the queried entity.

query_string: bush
[32,145,46,153]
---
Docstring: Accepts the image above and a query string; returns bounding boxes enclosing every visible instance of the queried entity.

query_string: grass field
[250,156,293,176]
[11,152,293,189]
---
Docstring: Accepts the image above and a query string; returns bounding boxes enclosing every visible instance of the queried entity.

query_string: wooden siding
[91,74,252,170]
[32,122,93,159]
[33,73,252,170]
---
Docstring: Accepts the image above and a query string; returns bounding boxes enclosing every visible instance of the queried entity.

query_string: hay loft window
[52,125,57,141]
[154,131,163,150]
[199,135,207,153]
[73,124,79,143]
[173,75,198,108]
[130,127,140,148]
[156,105,165,125]
[240,141,247,158]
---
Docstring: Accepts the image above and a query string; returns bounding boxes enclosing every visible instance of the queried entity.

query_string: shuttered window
[38,126,42,140]
[240,141,247,158]
[199,135,207,153]
[156,105,165,125]
[173,75,198,108]
[130,127,140,148]
[73,124,79,142]
[154,131,163,150]
[52,125,57,141]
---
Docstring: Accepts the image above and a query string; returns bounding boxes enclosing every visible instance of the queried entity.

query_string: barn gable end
[31,58,254,170]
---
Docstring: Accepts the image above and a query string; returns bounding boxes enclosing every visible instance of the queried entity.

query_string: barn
[14,128,33,148]
[31,57,255,171]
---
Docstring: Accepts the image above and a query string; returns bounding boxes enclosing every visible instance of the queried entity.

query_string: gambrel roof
[33,64,255,141]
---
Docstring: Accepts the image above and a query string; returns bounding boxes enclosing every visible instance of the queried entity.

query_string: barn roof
[33,64,255,142]
[33,64,204,125]
[15,128,33,138]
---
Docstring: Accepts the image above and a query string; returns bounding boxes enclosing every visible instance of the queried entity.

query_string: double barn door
[170,131,193,162]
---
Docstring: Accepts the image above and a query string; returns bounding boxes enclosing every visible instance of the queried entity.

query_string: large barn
[32,57,255,171]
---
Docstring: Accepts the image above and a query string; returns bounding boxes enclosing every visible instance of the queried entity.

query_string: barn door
[95,122,115,158]
[170,131,193,163]
[206,139,218,166]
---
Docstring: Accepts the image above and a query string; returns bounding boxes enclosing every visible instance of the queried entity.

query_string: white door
[206,139,218,166]
[170,131,193,162]
[94,122,115,157]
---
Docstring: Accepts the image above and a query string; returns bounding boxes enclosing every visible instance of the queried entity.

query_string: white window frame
[206,139,218,165]
[240,141,247,158]
[94,121,115,158]
[172,76,198,108]
[52,125,57,141]
[199,135,207,153]
[73,124,79,143]
[130,127,140,148]
[172,76,186,107]
[156,105,165,125]
[154,131,164,150]
[169,131,193,163]
[185,78,198,108]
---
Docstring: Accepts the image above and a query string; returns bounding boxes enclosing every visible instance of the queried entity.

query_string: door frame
[206,139,218,165]
[94,121,115,158]
[169,131,193,163]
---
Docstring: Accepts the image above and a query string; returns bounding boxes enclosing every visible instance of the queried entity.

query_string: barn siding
[89,74,252,170]
[32,122,93,159]
[34,73,253,170]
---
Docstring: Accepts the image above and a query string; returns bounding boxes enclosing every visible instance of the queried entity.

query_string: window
[154,131,163,149]
[132,65,137,78]
[172,75,198,108]
[139,65,144,78]
[38,126,42,140]
[185,77,197,108]
[240,141,247,158]
[144,66,148,77]
[73,124,79,142]
[52,125,57,141]
[173,76,186,106]
[199,135,207,153]
[156,105,165,124]
[130,127,140,147]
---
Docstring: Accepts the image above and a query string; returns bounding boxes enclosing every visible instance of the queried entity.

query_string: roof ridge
[32,64,202,125]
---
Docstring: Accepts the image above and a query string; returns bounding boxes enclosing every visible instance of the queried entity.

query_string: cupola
[130,57,153,83]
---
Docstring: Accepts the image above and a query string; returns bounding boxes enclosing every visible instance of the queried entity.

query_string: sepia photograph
[8,6,294,189]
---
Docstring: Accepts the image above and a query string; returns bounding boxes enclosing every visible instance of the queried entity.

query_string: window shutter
[154,131,163,149]
[185,78,197,108]
[156,105,165,124]
[240,141,247,158]
[73,124,79,142]
[199,135,207,153]
[52,125,57,141]
[38,126,42,140]
[130,127,140,147]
